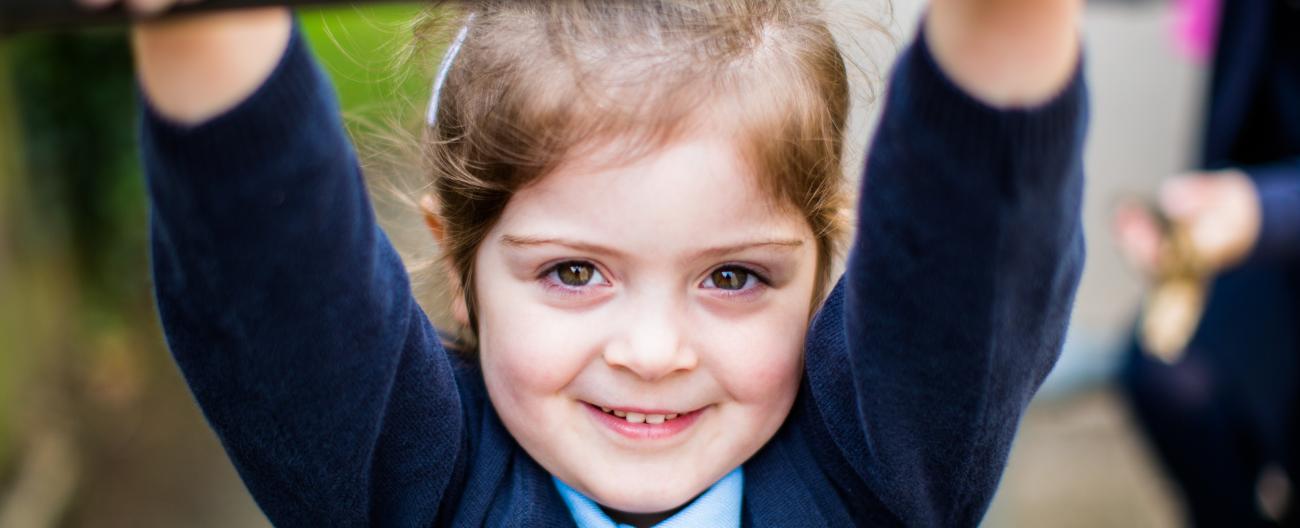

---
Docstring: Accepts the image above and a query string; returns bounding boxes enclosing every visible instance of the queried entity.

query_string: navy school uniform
[142,19,1088,527]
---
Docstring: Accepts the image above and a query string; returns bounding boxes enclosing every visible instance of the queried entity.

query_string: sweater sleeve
[143,23,463,525]
[1244,159,1300,264]
[799,31,1087,525]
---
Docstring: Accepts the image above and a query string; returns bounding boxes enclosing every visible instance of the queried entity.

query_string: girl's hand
[927,0,1083,108]
[1114,171,1263,275]
[82,0,293,125]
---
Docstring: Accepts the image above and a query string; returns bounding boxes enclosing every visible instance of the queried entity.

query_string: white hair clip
[427,13,476,127]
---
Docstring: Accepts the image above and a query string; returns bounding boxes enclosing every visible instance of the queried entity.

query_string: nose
[602,302,698,381]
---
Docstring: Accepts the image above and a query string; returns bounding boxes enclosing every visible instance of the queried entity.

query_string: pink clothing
[1174,0,1222,63]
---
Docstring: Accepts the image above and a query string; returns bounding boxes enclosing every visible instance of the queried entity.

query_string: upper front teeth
[600,406,681,424]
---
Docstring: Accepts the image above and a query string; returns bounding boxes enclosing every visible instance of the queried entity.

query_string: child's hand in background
[1114,171,1262,275]
[80,0,292,125]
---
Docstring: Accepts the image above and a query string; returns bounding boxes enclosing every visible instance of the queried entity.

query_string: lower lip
[583,403,703,441]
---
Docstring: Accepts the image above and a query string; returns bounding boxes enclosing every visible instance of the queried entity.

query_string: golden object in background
[1139,206,1210,364]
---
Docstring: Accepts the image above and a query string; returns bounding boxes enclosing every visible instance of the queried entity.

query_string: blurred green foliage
[8,31,142,311]
[0,41,19,471]
[301,6,431,120]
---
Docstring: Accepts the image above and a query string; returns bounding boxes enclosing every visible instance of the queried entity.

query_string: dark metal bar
[0,0,397,36]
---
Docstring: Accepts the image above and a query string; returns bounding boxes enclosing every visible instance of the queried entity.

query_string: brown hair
[420,0,852,352]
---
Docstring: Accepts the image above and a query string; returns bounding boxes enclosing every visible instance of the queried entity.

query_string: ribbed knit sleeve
[798,30,1087,526]
[143,23,464,525]
[1245,159,1300,263]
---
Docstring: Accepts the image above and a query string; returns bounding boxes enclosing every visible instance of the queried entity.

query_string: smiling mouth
[582,401,704,440]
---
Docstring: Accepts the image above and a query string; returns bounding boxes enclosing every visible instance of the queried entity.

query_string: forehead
[495,135,809,255]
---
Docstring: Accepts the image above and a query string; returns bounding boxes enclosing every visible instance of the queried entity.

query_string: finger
[1113,202,1163,272]
[1187,220,1233,266]
[1185,175,1260,269]
[1159,176,1215,220]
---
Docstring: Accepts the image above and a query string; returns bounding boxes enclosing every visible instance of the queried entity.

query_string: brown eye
[709,267,751,291]
[554,262,598,286]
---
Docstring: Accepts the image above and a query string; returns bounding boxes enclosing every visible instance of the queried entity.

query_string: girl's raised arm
[114,4,467,524]
[790,1,1086,525]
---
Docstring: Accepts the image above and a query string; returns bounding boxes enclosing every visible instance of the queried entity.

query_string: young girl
[108,0,1085,525]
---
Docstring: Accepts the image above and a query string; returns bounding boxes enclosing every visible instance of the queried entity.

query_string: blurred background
[0,0,1256,525]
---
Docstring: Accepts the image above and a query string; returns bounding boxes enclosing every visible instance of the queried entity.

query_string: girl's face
[472,133,818,515]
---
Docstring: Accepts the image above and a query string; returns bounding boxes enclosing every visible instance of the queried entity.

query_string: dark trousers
[1121,265,1300,527]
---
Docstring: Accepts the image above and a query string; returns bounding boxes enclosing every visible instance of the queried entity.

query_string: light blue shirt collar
[553,467,744,528]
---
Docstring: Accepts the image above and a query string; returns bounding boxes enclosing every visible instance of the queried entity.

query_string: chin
[581,471,712,514]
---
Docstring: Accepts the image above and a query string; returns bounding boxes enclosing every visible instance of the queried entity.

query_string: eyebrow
[499,234,805,260]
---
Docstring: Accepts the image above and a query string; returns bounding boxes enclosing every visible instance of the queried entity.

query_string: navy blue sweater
[143,22,1087,527]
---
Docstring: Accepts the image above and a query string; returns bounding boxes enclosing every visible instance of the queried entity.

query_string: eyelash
[536,261,770,299]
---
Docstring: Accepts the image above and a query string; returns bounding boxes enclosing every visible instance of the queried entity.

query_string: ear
[420,194,471,328]
[420,194,446,244]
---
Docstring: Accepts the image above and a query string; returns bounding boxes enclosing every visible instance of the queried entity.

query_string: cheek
[473,259,597,401]
[704,300,809,406]
[726,340,804,405]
